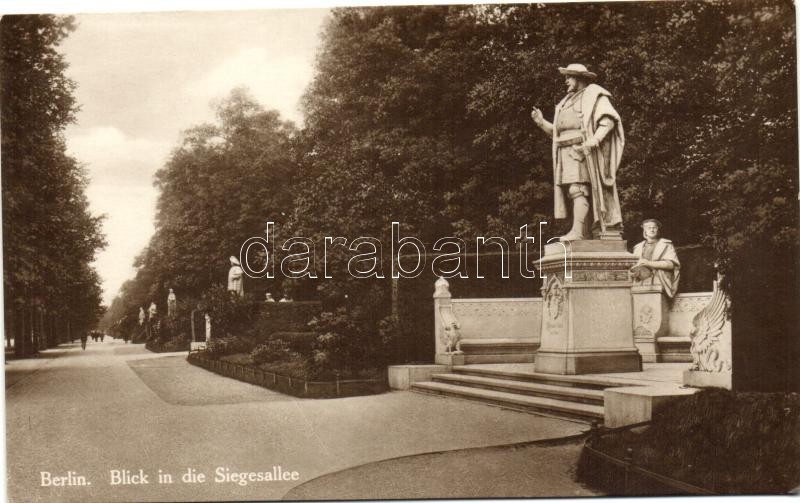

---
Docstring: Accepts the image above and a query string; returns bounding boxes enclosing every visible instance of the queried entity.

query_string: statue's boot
[559,194,590,241]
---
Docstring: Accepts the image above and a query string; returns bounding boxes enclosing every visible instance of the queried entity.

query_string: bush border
[187,351,388,399]
[578,421,717,496]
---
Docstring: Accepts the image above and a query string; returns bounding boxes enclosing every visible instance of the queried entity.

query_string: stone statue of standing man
[227,256,244,296]
[531,64,624,241]
[167,288,177,318]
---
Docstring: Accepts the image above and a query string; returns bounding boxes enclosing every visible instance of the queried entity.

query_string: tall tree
[1,15,106,353]
[105,88,298,335]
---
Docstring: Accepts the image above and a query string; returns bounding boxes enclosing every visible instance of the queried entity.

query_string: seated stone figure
[631,219,680,298]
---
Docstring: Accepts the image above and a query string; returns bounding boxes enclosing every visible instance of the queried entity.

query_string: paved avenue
[6,340,584,502]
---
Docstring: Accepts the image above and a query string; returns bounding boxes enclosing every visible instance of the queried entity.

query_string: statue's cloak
[552,83,624,229]
[632,238,681,298]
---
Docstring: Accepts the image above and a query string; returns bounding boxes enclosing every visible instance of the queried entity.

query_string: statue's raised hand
[530,106,544,125]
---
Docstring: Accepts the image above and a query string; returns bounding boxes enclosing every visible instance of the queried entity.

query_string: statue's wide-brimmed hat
[558,63,597,80]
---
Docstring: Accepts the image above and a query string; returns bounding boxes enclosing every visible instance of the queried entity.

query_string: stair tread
[431,373,604,400]
[412,381,604,417]
[452,366,635,388]
[463,354,535,364]
[460,338,539,345]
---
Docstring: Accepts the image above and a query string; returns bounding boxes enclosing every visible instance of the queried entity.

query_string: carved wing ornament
[689,280,730,372]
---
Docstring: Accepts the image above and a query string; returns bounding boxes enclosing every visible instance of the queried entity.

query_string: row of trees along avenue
[2,15,106,356]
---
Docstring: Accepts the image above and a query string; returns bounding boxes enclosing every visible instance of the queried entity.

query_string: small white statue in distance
[227,256,244,296]
[689,279,731,372]
[148,302,157,319]
[630,219,681,298]
[167,288,177,318]
[138,307,145,326]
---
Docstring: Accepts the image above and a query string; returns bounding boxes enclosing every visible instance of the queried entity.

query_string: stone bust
[631,219,680,298]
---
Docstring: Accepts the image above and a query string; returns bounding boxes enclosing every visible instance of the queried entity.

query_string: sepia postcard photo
[1,0,798,502]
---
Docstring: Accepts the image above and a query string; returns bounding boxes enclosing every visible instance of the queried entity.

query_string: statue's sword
[582,130,607,234]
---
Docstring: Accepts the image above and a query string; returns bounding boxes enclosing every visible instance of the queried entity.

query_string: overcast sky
[57,8,329,305]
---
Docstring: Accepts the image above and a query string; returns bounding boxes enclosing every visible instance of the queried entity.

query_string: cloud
[86,183,158,305]
[187,46,313,124]
[66,126,167,304]
[66,126,172,187]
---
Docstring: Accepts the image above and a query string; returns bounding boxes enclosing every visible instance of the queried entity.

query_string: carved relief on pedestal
[542,275,566,336]
[633,304,657,340]
[571,269,632,282]
[453,302,538,318]
[670,295,712,314]
[546,284,564,320]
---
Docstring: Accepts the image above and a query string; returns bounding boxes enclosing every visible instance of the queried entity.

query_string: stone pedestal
[536,240,641,374]
[683,370,732,390]
[435,352,465,366]
[388,364,449,390]
[631,284,670,363]
[604,385,698,427]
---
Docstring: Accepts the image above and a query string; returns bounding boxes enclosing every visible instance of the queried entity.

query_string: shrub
[578,388,800,495]
[251,339,294,364]
[269,331,316,354]
[245,302,322,343]
[204,335,252,359]
[198,284,260,338]
[307,307,400,378]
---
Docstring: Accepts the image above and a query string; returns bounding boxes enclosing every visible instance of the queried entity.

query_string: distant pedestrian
[80,332,88,350]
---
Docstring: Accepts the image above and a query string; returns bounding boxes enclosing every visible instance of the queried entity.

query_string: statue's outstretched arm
[530,107,554,137]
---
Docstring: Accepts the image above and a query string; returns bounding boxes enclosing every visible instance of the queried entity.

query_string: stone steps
[458,338,538,364]
[451,365,621,390]
[430,373,604,405]
[463,353,536,364]
[459,338,539,354]
[410,365,621,423]
[411,381,604,422]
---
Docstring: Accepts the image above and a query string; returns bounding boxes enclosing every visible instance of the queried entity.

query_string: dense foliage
[578,389,800,494]
[1,15,106,353]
